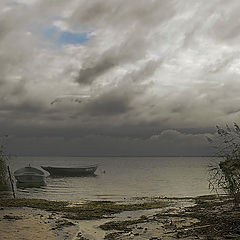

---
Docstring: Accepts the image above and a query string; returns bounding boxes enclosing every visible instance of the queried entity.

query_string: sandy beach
[0,207,78,240]
[1,195,239,240]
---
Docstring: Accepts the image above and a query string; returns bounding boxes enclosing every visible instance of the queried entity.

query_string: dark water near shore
[7,156,217,202]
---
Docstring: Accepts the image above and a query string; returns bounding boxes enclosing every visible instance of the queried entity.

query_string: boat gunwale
[14,166,45,176]
[41,165,98,170]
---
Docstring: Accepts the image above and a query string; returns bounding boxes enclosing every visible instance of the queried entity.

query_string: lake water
[7,156,217,202]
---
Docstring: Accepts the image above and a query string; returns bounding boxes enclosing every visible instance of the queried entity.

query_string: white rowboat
[14,166,45,184]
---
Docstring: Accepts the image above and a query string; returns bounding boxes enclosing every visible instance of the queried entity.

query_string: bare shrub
[208,123,240,206]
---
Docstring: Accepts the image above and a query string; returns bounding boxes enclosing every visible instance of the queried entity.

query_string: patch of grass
[104,232,122,240]
[0,198,68,211]
[160,196,194,200]
[194,195,231,208]
[100,215,148,231]
[182,195,240,239]
[0,198,169,220]
[195,194,219,200]
[65,200,169,220]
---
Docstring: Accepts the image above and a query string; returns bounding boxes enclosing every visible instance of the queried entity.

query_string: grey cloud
[210,1,240,42]
[75,38,149,85]
[127,59,161,83]
[76,58,161,117]
[1,0,240,156]
[74,0,175,84]
[72,0,176,29]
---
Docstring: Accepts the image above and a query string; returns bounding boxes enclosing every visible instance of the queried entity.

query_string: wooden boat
[14,165,45,184]
[41,165,98,177]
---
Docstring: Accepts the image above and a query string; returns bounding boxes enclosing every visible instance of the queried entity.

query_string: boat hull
[41,166,97,177]
[14,166,46,187]
[14,174,45,183]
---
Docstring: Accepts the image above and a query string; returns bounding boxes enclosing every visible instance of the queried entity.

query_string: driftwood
[165,224,211,234]
[7,166,15,198]
[182,224,211,231]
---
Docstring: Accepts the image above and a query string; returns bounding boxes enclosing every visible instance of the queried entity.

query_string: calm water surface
[8,156,216,202]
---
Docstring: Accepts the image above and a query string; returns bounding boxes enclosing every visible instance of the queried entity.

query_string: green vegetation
[0,198,169,220]
[0,198,68,211]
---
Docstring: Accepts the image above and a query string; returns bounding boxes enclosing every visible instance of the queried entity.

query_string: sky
[1,0,240,156]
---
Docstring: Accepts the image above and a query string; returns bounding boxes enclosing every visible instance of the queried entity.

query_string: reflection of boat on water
[41,165,98,177]
[16,181,46,188]
[14,165,45,186]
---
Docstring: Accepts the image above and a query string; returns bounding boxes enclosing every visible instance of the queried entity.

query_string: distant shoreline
[10,155,217,158]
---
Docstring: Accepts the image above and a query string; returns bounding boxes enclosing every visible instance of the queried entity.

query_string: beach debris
[76,231,90,240]
[0,198,169,221]
[52,219,75,230]
[224,234,240,239]
[104,232,122,240]
[3,215,22,220]
[149,237,161,240]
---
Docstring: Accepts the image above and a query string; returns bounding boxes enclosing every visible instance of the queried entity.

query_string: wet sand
[0,207,78,240]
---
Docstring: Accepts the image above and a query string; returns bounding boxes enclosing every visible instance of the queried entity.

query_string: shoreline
[0,195,238,240]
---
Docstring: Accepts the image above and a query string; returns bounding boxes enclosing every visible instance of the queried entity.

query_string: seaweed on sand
[0,198,169,220]
[99,215,149,231]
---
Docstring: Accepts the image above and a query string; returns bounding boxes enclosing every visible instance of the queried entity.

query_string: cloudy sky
[1,0,240,156]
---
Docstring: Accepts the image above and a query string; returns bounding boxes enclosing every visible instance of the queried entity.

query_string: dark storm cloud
[76,54,115,85]
[0,101,43,115]
[83,91,131,116]
[7,129,213,156]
